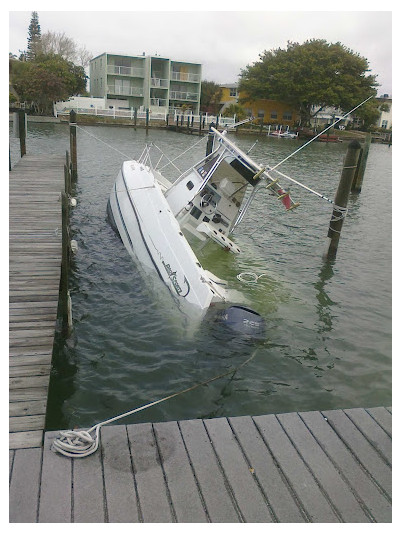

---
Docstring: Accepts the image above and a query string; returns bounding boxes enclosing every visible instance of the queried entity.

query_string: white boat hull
[108,161,228,317]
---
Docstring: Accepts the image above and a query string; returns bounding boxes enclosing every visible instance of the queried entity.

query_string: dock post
[60,191,71,333]
[324,140,361,260]
[134,107,137,129]
[18,109,27,157]
[64,151,72,195]
[199,112,202,135]
[146,108,149,133]
[187,115,190,132]
[69,110,78,182]
[166,113,169,127]
[351,133,371,193]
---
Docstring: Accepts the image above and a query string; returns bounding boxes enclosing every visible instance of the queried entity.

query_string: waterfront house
[90,53,202,115]
[219,83,299,127]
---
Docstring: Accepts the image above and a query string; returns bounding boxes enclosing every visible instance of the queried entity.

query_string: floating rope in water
[237,272,268,284]
[52,350,259,458]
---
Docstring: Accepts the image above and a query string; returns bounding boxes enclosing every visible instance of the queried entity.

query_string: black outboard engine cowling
[218,305,266,339]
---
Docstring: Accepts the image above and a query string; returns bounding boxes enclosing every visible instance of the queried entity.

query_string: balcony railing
[169,91,199,102]
[150,98,168,107]
[150,77,169,88]
[171,72,200,83]
[107,65,145,77]
[107,85,144,97]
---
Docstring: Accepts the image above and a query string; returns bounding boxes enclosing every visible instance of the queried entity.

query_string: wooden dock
[9,407,391,523]
[9,154,65,449]
[8,150,391,523]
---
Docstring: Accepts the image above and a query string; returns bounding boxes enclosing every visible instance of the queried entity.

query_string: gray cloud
[9,10,392,95]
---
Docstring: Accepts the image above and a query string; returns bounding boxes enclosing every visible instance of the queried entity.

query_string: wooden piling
[324,140,361,259]
[199,112,202,136]
[60,191,71,334]
[146,108,149,133]
[134,108,137,129]
[351,133,371,193]
[18,109,26,157]
[69,110,77,182]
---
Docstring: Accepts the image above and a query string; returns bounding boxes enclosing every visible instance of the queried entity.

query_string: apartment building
[90,53,202,114]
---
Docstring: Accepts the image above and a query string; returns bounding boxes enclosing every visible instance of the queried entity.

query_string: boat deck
[9,407,391,523]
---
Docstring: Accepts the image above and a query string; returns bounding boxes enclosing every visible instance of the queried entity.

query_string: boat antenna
[269,95,374,173]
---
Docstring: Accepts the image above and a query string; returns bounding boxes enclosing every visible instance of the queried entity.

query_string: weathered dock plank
[153,420,208,522]
[9,448,42,522]
[204,417,274,522]
[321,409,392,498]
[228,415,306,522]
[178,418,241,522]
[253,413,340,522]
[299,410,391,522]
[73,449,106,523]
[38,432,72,523]
[9,154,64,449]
[9,407,391,523]
[126,422,174,522]
[276,411,370,522]
[101,425,140,523]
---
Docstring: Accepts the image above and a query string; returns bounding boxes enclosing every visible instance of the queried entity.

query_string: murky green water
[10,122,392,430]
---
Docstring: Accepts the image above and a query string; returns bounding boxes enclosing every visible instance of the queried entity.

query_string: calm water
[10,123,392,430]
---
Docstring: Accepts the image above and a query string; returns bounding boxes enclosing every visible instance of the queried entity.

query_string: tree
[200,81,223,114]
[11,54,87,114]
[222,103,247,121]
[27,11,41,61]
[239,39,378,126]
[39,31,92,67]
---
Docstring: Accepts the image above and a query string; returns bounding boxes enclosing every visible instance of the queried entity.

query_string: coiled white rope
[52,350,258,458]
[237,272,268,284]
[328,204,349,233]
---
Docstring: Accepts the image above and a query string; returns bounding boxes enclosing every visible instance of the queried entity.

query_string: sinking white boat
[107,126,298,321]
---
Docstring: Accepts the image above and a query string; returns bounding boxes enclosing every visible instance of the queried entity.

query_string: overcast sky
[8,4,393,96]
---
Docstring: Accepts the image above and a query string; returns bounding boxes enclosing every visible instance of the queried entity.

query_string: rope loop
[331,204,348,222]
[52,428,99,458]
[237,272,268,284]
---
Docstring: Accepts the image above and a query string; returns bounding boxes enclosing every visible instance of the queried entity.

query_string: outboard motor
[217,305,266,339]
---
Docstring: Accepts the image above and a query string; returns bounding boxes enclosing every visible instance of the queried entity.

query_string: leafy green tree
[239,39,378,126]
[10,54,87,114]
[200,81,223,114]
[222,103,247,121]
[352,99,382,130]
[27,11,41,61]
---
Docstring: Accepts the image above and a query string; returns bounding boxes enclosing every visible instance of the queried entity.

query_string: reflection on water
[314,261,336,334]
[10,124,391,430]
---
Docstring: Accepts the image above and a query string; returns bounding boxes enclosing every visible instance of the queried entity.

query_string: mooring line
[75,125,134,160]
[51,349,259,458]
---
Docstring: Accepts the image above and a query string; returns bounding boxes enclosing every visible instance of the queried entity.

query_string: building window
[270,111,278,119]
[258,110,265,118]
[229,88,238,97]
[382,120,388,129]
[283,111,292,120]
